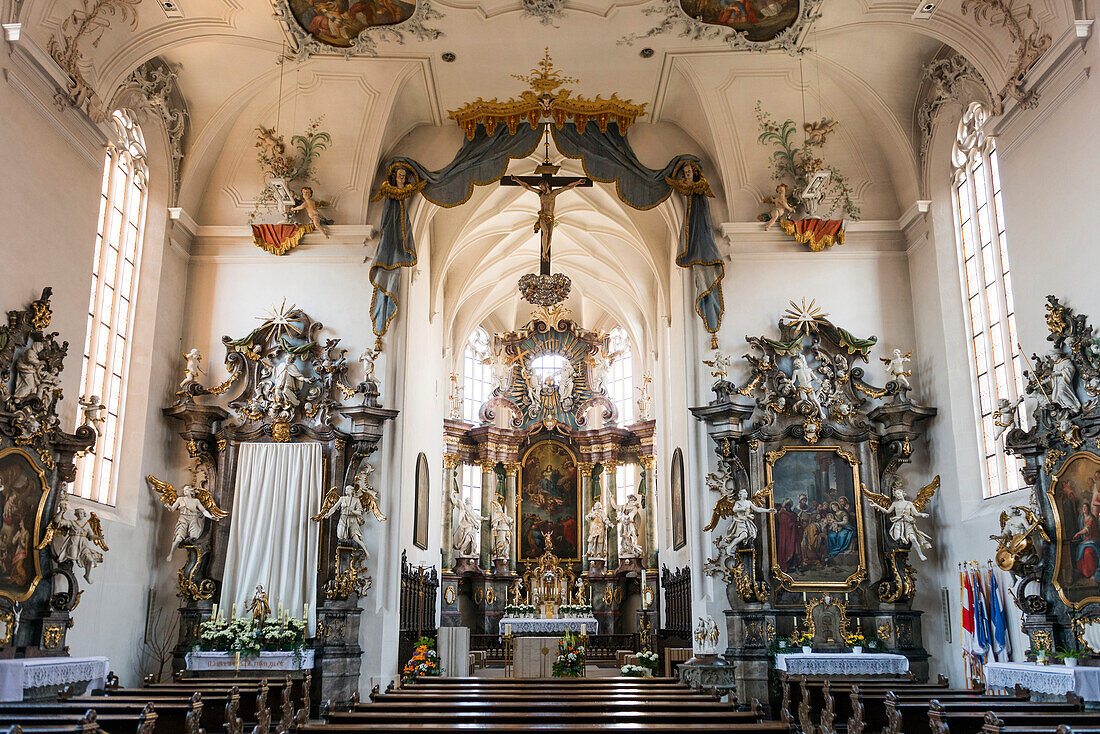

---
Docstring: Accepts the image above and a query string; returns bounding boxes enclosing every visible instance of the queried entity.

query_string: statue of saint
[489,496,514,561]
[616,494,644,559]
[585,499,610,560]
[450,483,484,558]
[249,585,270,622]
[268,353,306,408]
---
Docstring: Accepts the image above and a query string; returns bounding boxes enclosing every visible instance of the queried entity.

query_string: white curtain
[220,442,322,632]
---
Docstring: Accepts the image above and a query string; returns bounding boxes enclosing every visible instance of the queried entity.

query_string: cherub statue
[248,585,270,622]
[181,348,205,388]
[704,488,776,551]
[881,349,913,390]
[763,183,795,231]
[702,350,734,381]
[866,475,940,561]
[38,501,108,583]
[616,494,644,559]
[358,348,379,385]
[489,495,514,561]
[290,187,333,239]
[585,499,610,560]
[588,352,613,394]
[635,373,653,421]
[312,465,386,559]
[147,473,228,561]
[792,354,826,419]
[991,504,1049,573]
[803,118,838,146]
[694,615,721,655]
[449,482,483,558]
[992,396,1024,440]
[77,395,106,431]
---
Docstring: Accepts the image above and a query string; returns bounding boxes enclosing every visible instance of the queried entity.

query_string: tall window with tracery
[459,463,482,512]
[462,327,493,423]
[950,102,1026,498]
[607,327,633,424]
[74,110,149,505]
[614,463,637,507]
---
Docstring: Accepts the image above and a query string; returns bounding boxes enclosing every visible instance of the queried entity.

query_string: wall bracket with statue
[161,302,395,707]
[690,302,937,705]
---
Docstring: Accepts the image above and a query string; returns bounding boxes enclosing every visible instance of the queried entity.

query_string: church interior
[2,0,1100,723]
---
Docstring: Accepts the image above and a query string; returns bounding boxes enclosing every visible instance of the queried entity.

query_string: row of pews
[306,676,790,733]
[0,672,311,734]
[779,671,1100,734]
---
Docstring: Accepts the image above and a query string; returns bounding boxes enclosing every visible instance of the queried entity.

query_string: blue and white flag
[990,569,1010,661]
[971,568,990,657]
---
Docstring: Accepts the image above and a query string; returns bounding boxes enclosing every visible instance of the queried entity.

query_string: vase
[852,646,863,654]
[1066,658,1079,668]
[802,646,812,654]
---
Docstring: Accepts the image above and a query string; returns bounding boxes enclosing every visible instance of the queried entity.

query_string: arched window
[459,463,482,513]
[607,327,633,424]
[615,463,637,507]
[951,102,1026,498]
[462,327,492,422]
[74,110,148,505]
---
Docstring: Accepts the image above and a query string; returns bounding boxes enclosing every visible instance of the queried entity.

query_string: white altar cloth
[0,656,109,702]
[498,617,598,636]
[185,650,315,672]
[775,652,910,677]
[984,662,1100,701]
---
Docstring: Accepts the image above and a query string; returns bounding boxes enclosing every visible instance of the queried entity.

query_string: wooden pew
[302,724,791,734]
[929,704,1100,734]
[884,692,1083,734]
[0,703,160,734]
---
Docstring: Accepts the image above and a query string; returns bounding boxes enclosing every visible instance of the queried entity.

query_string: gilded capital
[504,462,522,477]
[639,455,656,470]
[443,454,460,469]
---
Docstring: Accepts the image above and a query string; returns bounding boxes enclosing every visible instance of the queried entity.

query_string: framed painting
[1047,452,1100,610]
[671,448,686,550]
[0,447,50,602]
[765,446,866,592]
[412,452,429,550]
[518,441,580,561]
[677,0,800,41]
[288,0,415,47]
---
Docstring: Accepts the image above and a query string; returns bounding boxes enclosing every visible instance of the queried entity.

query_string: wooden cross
[501,162,591,275]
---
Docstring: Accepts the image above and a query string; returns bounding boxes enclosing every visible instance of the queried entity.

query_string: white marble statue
[40,501,107,583]
[1048,350,1082,412]
[635,373,653,421]
[616,493,644,559]
[694,615,721,656]
[589,353,612,394]
[557,361,575,404]
[868,476,940,561]
[77,395,106,431]
[523,361,541,408]
[701,351,734,381]
[314,485,376,558]
[585,499,610,560]
[450,483,484,558]
[267,353,307,407]
[489,495,514,561]
[488,345,513,394]
[358,348,379,384]
[181,348,205,388]
[992,396,1024,440]
[148,474,229,561]
[792,354,826,419]
[719,489,776,551]
[12,340,45,400]
[881,348,913,390]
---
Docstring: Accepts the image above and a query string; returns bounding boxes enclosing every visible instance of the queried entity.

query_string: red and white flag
[961,567,976,656]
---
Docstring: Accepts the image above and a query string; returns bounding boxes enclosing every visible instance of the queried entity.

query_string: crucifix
[501,129,591,275]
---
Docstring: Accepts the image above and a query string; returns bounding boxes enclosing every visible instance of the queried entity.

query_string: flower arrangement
[845,632,866,647]
[620,664,649,677]
[196,612,307,655]
[636,650,659,671]
[560,604,593,617]
[402,636,442,678]
[754,102,860,222]
[552,631,586,677]
[505,604,537,617]
[795,632,813,647]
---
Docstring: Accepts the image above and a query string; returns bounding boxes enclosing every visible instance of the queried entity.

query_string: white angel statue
[487,345,514,395]
[147,474,228,561]
[992,396,1024,440]
[312,465,386,559]
[557,361,575,404]
[701,351,734,381]
[616,494,644,559]
[38,501,108,583]
[880,348,913,390]
[866,475,939,561]
[181,348,205,388]
[77,395,106,431]
[704,487,776,551]
[358,349,379,384]
[585,499,610,560]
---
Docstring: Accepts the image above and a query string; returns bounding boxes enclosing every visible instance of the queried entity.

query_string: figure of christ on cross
[504,173,591,275]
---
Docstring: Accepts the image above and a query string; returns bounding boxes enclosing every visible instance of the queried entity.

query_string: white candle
[231,603,237,619]
[211,603,218,620]
[303,603,309,620]
[505,624,511,636]
[581,624,586,636]
[642,569,647,589]
[278,603,283,619]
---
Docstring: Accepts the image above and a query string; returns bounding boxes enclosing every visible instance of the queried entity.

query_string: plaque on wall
[413,452,429,550]
[671,448,686,550]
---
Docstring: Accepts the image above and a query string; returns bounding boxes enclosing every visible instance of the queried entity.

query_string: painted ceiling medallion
[620,0,822,53]
[289,0,415,47]
[679,0,798,41]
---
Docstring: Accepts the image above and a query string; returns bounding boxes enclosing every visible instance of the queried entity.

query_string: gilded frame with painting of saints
[1046,452,1100,611]
[0,447,52,603]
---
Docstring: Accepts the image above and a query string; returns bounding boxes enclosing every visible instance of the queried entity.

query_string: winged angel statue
[865,475,940,561]
[703,469,776,553]
[148,472,229,561]
[312,465,387,559]
[37,501,109,583]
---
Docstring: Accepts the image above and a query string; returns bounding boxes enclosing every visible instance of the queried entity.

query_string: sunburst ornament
[259,299,304,338]
[782,298,830,335]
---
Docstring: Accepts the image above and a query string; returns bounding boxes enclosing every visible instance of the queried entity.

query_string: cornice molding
[189,225,377,264]
[719,220,907,258]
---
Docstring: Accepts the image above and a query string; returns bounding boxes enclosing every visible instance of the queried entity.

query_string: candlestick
[231,603,237,619]
[581,624,586,636]
[505,623,511,636]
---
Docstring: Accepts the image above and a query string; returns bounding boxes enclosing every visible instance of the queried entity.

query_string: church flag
[961,566,976,657]
[990,567,1010,661]
[972,567,991,657]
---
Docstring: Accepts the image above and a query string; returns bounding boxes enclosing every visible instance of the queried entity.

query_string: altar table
[774,652,910,677]
[0,656,109,702]
[984,661,1100,702]
[512,636,559,678]
[498,617,598,636]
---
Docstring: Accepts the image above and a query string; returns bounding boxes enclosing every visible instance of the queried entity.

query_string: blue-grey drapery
[369,121,724,340]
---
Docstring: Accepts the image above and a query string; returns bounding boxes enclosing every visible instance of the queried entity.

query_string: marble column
[442,454,459,570]
[604,460,619,569]
[504,463,520,572]
[640,455,657,570]
[479,461,494,570]
[577,462,595,567]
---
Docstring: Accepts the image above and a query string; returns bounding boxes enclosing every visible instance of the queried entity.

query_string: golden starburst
[782,298,829,334]
[260,298,303,337]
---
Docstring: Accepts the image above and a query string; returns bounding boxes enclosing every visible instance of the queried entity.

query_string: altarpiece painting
[518,441,579,562]
[0,448,49,602]
[1048,452,1100,609]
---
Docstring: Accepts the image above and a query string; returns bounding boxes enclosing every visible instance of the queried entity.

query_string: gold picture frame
[1046,451,1100,610]
[0,447,51,603]
[518,440,581,561]
[765,446,867,593]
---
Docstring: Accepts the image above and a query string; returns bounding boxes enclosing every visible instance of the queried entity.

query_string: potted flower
[797,632,814,654]
[402,636,442,679]
[846,632,866,654]
[1059,648,1088,668]
[636,650,659,674]
[621,664,648,677]
[552,631,586,677]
